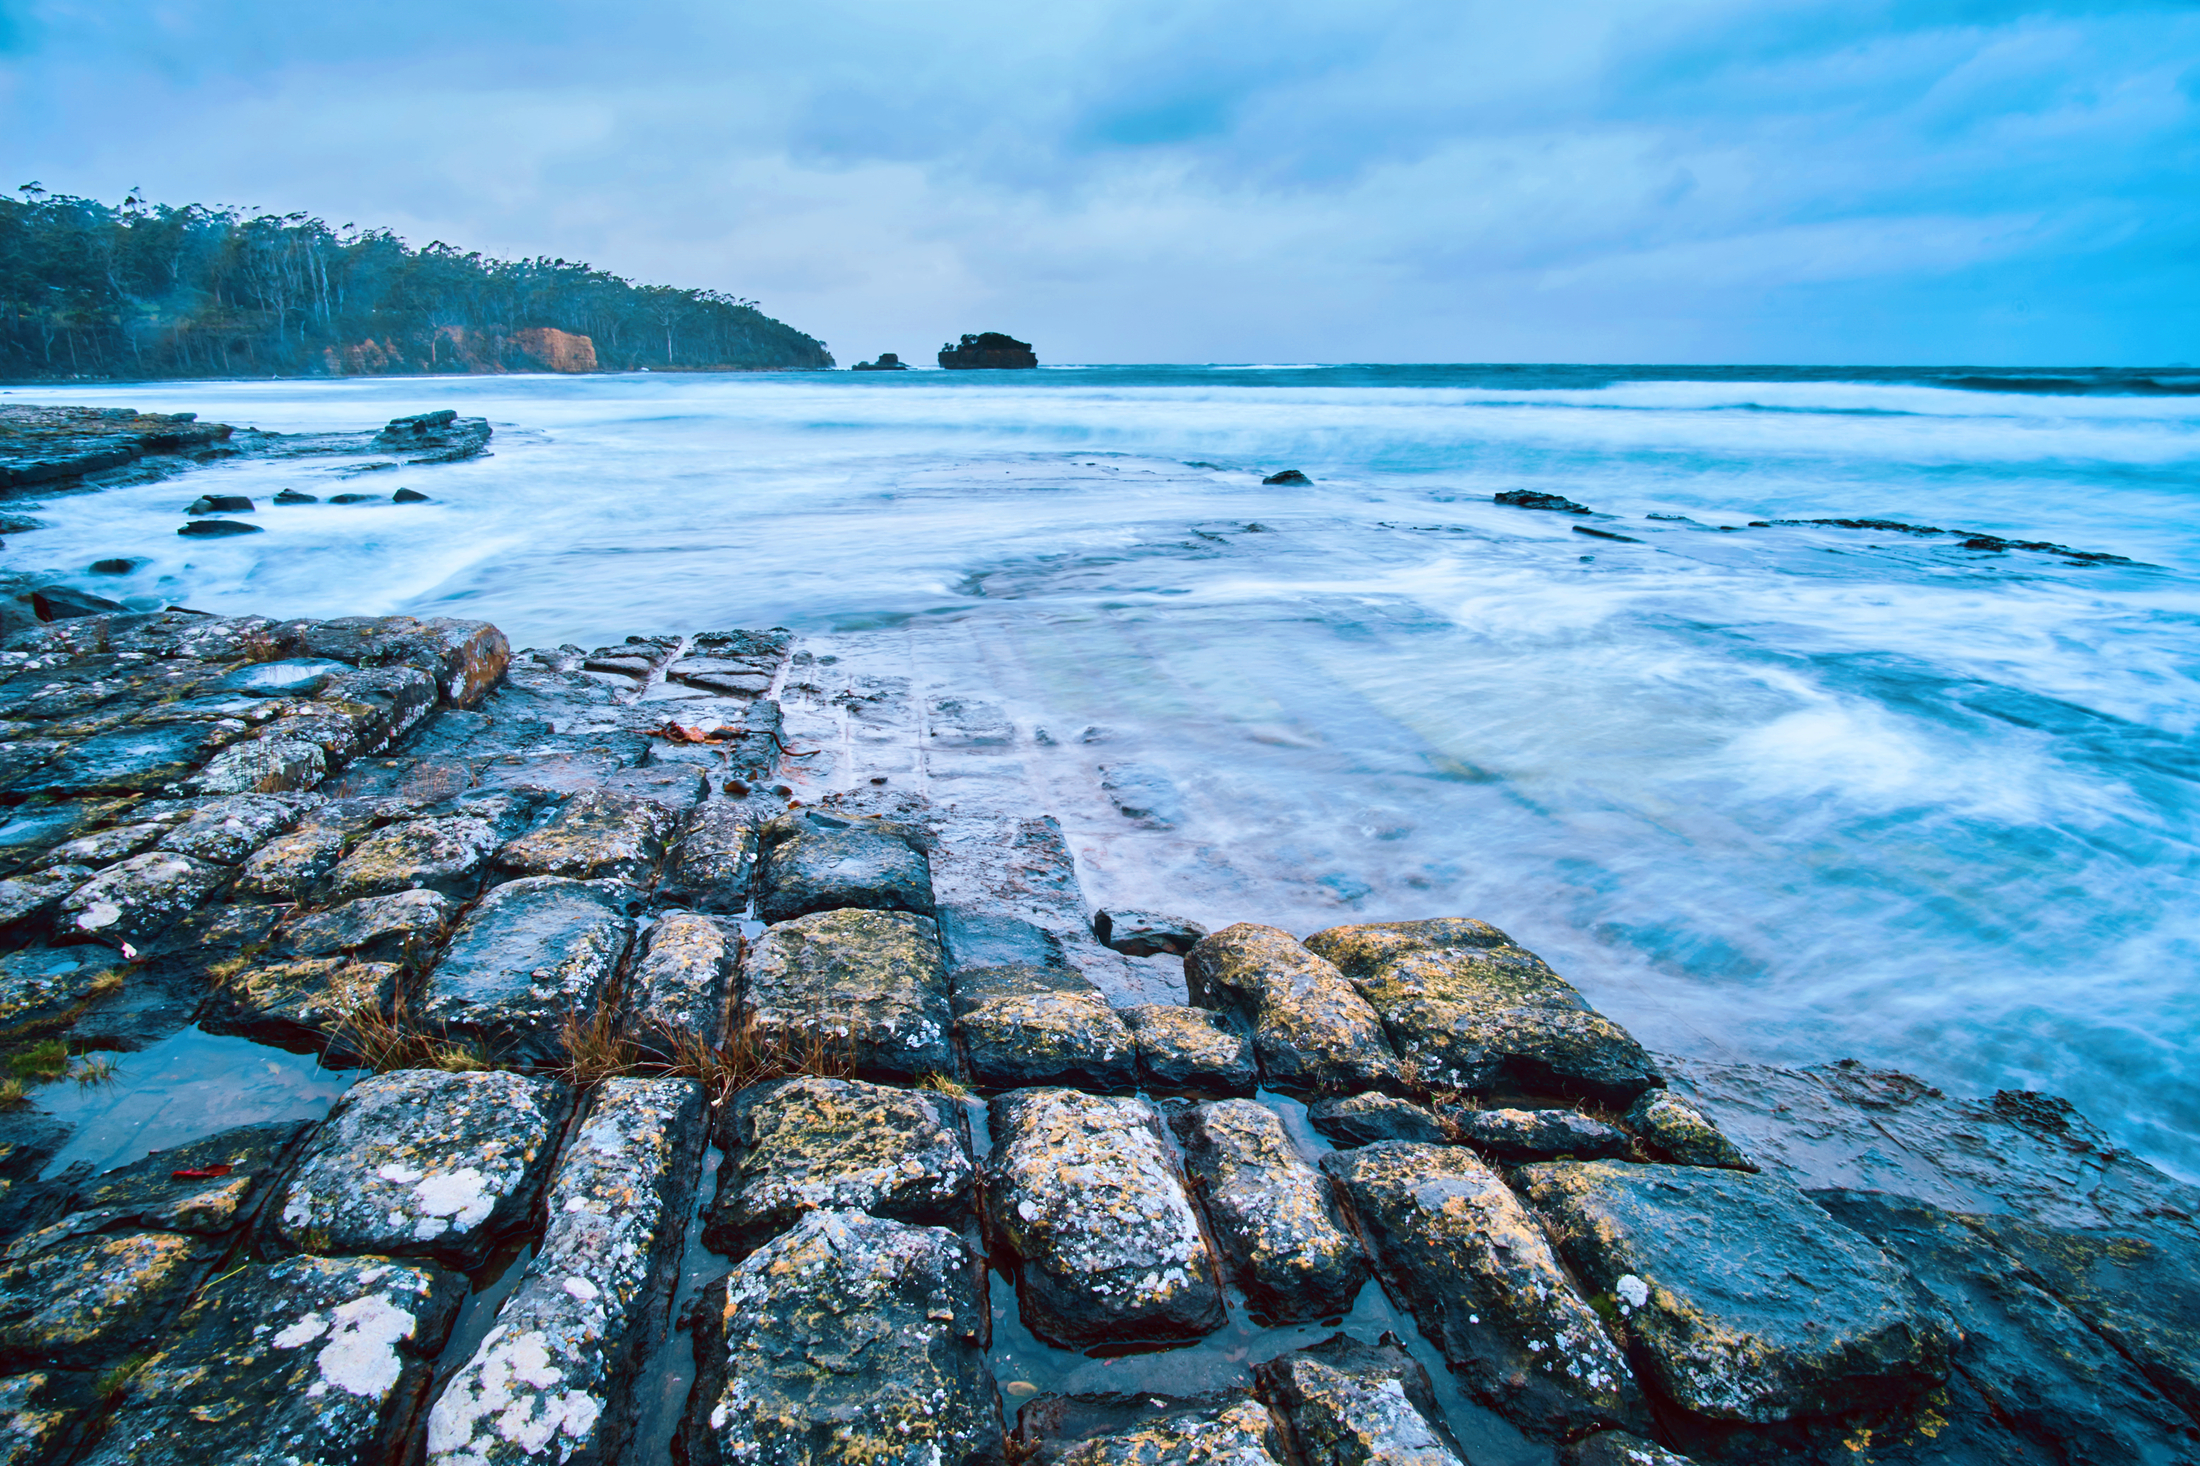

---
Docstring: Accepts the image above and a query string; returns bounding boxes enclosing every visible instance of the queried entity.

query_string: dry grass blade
[558,1003,639,1085]
[646,1008,858,1099]
[331,991,489,1074]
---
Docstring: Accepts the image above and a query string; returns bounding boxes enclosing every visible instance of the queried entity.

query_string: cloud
[2,0,2195,362]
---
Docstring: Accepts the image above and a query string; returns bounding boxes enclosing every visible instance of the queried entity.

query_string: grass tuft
[332,992,491,1074]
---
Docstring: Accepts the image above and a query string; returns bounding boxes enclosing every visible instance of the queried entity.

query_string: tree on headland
[0,188,832,381]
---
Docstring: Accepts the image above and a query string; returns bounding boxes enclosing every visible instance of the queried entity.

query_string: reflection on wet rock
[1186,923,1406,1098]
[756,809,935,923]
[1254,1331,1466,1466]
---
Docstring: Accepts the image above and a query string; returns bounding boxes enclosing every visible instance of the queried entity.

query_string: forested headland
[0,186,833,381]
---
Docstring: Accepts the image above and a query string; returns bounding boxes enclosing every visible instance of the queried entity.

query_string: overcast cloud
[2,0,2194,363]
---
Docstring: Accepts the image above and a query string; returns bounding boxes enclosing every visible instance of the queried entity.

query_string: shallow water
[6,365,2197,1177]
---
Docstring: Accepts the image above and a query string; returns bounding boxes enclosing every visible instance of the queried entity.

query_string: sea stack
[851,352,910,371]
[939,332,1038,369]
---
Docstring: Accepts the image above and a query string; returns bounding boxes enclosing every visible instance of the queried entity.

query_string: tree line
[0,185,833,381]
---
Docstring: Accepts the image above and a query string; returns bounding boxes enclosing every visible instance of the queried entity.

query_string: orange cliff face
[511,327,599,373]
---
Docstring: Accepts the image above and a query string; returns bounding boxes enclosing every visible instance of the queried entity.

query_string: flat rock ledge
[0,606,2186,1466]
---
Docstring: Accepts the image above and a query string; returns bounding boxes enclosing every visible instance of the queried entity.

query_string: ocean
[7,363,2197,1178]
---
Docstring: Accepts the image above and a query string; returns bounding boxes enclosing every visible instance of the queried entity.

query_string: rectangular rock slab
[739,907,954,1084]
[703,1075,975,1258]
[59,1120,311,1237]
[1513,1160,1955,1424]
[323,814,504,901]
[493,787,679,884]
[625,908,734,1047]
[1170,1099,1368,1324]
[1322,1142,1646,1440]
[985,1087,1224,1350]
[1121,1003,1257,1098]
[1304,919,1662,1105]
[426,1077,705,1466]
[76,1253,464,1466]
[679,1209,1000,1466]
[1013,1391,1288,1466]
[203,956,401,1054]
[153,793,302,865]
[420,876,634,1067]
[1185,923,1407,1098]
[756,809,935,923]
[274,888,456,962]
[0,1229,216,1370]
[953,964,1138,1094]
[1254,1332,1468,1466]
[656,801,754,913]
[275,1068,571,1269]
[57,850,225,947]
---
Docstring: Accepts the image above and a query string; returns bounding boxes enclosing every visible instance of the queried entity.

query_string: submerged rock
[426,1078,704,1466]
[1445,1106,1631,1161]
[756,809,934,923]
[1322,1142,1646,1440]
[1014,1390,1286,1465]
[740,907,954,1084]
[655,802,754,913]
[624,908,734,1047]
[1305,918,1662,1104]
[1185,923,1406,1098]
[703,1075,975,1257]
[418,877,634,1066]
[275,1068,571,1269]
[680,1209,998,1466]
[1169,1100,1368,1324]
[1092,907,1209,957]
[77,1253,464,1466]
[1495,489,1591,514]
[1513,1160,1955,1423]
[1120,1003,1257,1097]
[985,1087,1224,1349]
[952,963,1138,1093]
[1254,1332,1466,1466]
[1306,1093,1449,1149]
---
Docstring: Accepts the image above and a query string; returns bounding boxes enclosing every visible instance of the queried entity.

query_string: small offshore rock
[1623,1089,1755,1170]
[30,586,122,623]
[985,1087,1224,1349]
[275,1068,571,1269]
[953,963,1138,1093]
[655,802,754,913]
[1092,907,1208,957]
[1445,1106,1631,1161]
[703,1075,974,1257]
[75,1253,464,1466]
[680,1209,998,1466]
[177,519,262,537]
[1514,1159,1955,1423]
[419,877,633,1066]
[1495,489,1591,514]
[1120,1003,1257,1097]
[1170,1099,1368,1324]
[272,489,318,505]
[625,908,733,1047]
[1323,1141,1646,1439]
[1263,469,1312,485]
[740,907,954,1083]
[756,809,934,923]
[1185,923,1406,1098]
[392,488,430,503]
[1015,1390,1287,1465]
[184,494,254,515]
[89,557,148,574]
[1307,1093,1449,1149]
[1254,1332,1466,1466]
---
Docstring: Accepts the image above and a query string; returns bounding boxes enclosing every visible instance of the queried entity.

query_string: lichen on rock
[739,907,954,1084]
[1185,923,1406,1098]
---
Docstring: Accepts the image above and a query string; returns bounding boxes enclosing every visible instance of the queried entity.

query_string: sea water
[6,364,2196,1178]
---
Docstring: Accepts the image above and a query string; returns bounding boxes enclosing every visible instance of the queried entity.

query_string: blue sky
[2,0,2194,363]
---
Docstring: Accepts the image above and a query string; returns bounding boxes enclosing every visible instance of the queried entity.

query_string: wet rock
[1306,1093,1448,1149]
[182,731,329,797]
[375,409,492,464]
[494,788,678,884]
[1446,1107,1630,1161]
[419,878,634,1066]
[275,1068,571,1269]
[1559,1431,1694,1466]
[1185,923,1406,1098]
[0,866,91,947]
[1092,908,1208,957]
[936,905,1067,973]
[203,955,401,1054]
[655,802,754,913]
[0,802,110,875]
[1096,763,1182,828]
[32,722,243,797]
[1263,469,1312,486]
[1120,1003,1258,1097]
[1623,1089,1753,1171]
[740,908,953,1083]
[1254,1332,1466,1466]
[273,614,511,710]
[0,945,126,1031]
[58,1120,310,1237]
[985,1087,1224,1349]
[426,1078,704,1466]
[184,495,254,515]
[680,1209,998,1466]
[625,909,733,1046]
[176,518,261,537]
[1014,1390,1286,1465]
[1813,1189,2198,1465]
[0,1229,215,1369]
[57,850,227,947]
[1495,490,1591,514]
[0,1371,73,1464]
[323,814,503,900]
[953,964,1138,1093]
[29,587,121,623]
[272,489,317,505]
[1513,1160,1954,1423]
[1169,1100,1368,1324]
[0,405,231,491]
[1322,1142,1645,1439]
[275,888,456,962]
[703,1075,975,1257]
[153,794,300,865]
[392,488,429,504]
[78,1252,464,1466]
[229,804,381,902]
[756,809,934,923]
[1305,918,1662,1104]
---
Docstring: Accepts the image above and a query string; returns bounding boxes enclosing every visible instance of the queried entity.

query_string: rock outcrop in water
[0,604,2185,1465]
[939,332,1038,369]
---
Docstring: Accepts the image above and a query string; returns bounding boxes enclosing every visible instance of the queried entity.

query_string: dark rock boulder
[1322,1141,1646,1440]
[625,909,734,1047]
[952,963,1138,1093]
[1254,1332,1467,1466]
[938,331,1038,369]
[1168,1099,1368,1324]
[740,908,954,1084]
[0,1229,217,1370]
[703,1075,974,1257]
[1121,1003,1257,1097]
[272,489,318,505]
[203,955,401,1054]
[756,809,934,923]
[1185,923,1406,1098]
[176,519,261,537]
[30,587,122,623]
[274,1068,571,1269]
[374,409,492,464]
[656,802,755,913]
[1445,1106,1631,1161]
[1495,490,1591,514]
[324,813,505,900]
[680,1210,999,1466]
[392,488,429,503]
[1013,1390,1287,1464]
[1623,1089,1754,1170]
[1092,907,1209,957]
[1513,1160,1955,1424]
[184,495,253,515]
[1306,1093,1449,1149]
[851,353,910,371]
[418,877,634,1065]
[272,887,455,963]
[494,787,680,885]
[1262,469,1312,486]
[986,1087,1225,1349]
[58,849,227,947]
[1305,918,1662,1105]
[88,557,148,574]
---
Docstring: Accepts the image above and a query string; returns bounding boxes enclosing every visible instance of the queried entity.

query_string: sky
[1,0,2195,365]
